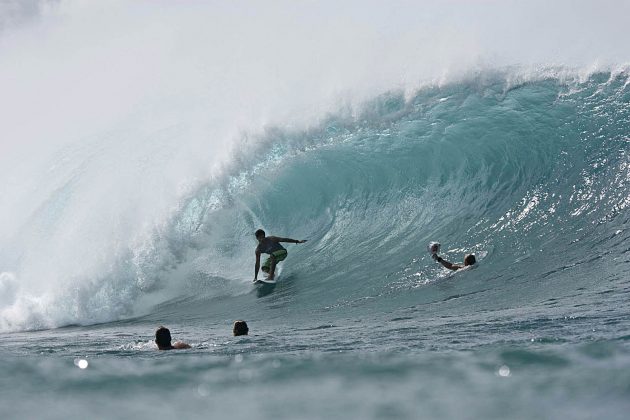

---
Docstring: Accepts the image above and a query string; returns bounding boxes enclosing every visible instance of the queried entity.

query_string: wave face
[2,0,630,334]
[179,71,630,315]
[3,69,629,331]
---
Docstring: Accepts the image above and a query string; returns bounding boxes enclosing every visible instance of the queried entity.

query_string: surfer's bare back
[254,229,307,281]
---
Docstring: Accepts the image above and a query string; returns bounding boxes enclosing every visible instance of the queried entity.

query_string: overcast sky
[1,0,629,156]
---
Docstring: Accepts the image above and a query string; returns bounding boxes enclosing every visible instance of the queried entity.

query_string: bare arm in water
[433,254,463,271]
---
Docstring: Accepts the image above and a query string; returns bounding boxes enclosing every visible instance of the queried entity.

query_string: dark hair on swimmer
[255,229,265,238]
[233,320,249,336]
[155,326,172,349]
[464,254,476,266]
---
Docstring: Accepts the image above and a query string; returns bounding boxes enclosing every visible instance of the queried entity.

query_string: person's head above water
[233,320,249,336]
[255,229,265,241]
[155,326,173,350]
[464,254,476,266]
[155,326,191,350]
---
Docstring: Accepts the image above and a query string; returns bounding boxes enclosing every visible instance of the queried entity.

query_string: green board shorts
[261,249,288,272]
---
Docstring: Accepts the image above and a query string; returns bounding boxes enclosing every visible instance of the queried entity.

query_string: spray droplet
[498,365,510,377]
[74,358,89,369]
[197,384,210,397]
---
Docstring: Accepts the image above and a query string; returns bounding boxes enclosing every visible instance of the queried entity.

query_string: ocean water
[2,2,630,420]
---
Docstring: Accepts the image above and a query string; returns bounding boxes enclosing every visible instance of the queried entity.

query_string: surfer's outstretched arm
[433,254,462,271]
[269,236,307,244]
[254,251,261,281]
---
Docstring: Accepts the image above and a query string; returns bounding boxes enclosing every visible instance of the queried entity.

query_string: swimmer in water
[432,252,476,271]
[155,326,191,350]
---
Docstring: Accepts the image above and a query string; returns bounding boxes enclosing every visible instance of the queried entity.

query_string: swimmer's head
[155,326,173,350]
[255,229,265,240]
[233,320,249,336]
[464,254,476,266]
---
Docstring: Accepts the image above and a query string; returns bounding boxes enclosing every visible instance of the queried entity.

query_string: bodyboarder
[428,242,476,271]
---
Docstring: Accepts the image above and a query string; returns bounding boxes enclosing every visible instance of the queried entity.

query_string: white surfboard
[254,278,276,285]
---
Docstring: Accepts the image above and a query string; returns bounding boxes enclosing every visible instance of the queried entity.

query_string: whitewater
[1,1,630,419]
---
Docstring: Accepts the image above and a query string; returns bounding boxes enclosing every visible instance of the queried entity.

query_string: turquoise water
[2,71,630,419]
[2,3,630,419]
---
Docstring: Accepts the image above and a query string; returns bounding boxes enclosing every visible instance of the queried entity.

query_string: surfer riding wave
[254,229,307,282]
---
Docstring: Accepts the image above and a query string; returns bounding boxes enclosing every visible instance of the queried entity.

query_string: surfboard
[254,278,276,285]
